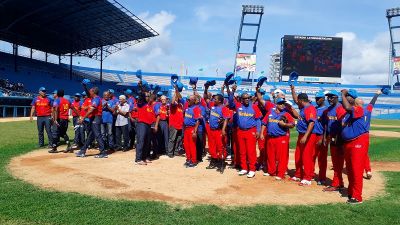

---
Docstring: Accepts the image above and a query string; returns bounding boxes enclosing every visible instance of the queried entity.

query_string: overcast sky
[2,0,400,84]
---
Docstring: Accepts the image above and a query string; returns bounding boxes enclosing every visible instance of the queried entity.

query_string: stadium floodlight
[242,5,264,14]
[386,7,400,18]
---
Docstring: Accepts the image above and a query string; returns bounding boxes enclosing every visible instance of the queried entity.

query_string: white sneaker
[263,172,270,176]
[289,176,300,182]
[275,176,282,181]
[226,155,232,161]
[238,170,248,176]
[247,171,256,178]
[299,179,312,186]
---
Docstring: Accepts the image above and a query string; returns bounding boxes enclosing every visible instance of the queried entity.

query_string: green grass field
[0,121,399,225]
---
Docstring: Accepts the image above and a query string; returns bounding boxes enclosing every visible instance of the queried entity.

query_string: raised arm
[369,89,382,106]
[290,85,299,105]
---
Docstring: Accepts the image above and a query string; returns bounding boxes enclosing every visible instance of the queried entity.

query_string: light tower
[386,7,400,91]
[234,5,264,80]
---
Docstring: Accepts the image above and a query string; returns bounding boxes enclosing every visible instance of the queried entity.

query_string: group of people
[29,74,383,204]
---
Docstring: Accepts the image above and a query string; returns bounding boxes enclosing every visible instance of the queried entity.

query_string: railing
[0,105,31,117]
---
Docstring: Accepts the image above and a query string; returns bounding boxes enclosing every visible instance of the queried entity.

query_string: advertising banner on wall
[393,57,400,75]
[235,53,256,72]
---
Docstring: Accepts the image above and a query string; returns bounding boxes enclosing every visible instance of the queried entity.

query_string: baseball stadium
[1,1,400,224]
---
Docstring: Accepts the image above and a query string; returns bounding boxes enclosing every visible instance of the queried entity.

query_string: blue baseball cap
[315,91,325,98]
[381,88,390,95]
[176,81,184,92]
[189,77,198,85]
[224,72,235,84]
[256,76,268,88]
[38,87,46,92]
[259,88,266,95]
[263,95,271,101]
[74,93,81,97]
[171,74,179,86]
[325,90,339,97]
[81,91,87,96]
[276,98,286,104]
[347,89,358,99]
[234,76,242,86]
[136,69,142,79]
[108,89,115,93]
[205,79,216,87]
[125,89,133,95]
[52,90,57,94]
[82,79,91,85]
[157,91,163,96]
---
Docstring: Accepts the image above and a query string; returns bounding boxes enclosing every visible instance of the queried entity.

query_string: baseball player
[357,89,382,180]
[71,93,83,148]
[205,93,230,171]
[339,89,370,204]
[154,95,169,155]
[227,85,262,178]
[75,85,107,158]
[134,83,156,165]
[50,89,77,153]
[101,91,116,151]
[290,85,317,186]
[183,95,202,168]
[30,87,53,148]
[313,91,328,185]
[167,86,184,157]
[322,90,346,192]
[260,98,295,180]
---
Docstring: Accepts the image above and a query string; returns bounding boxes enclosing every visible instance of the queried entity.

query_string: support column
[100,46,103,85]
[30,48,33,59]
[45,52,48,62]
[58,55,61,64]
[69,53,73,80]
[12,43,18,72]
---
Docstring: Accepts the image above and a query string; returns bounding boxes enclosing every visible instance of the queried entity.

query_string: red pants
[183,127,197,163]
[232,128,241,166]
[237,128,257,172]
[267,136,289,178]
[344,133,369,202]
[329,137,345,187]
[294,133,318,181]
[208,129,227,159]
[314,135,328,181]
[364,133,371,173]
[257,129,268,165]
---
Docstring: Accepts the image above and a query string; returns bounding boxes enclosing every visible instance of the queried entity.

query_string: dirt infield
[9,148,396,206]
[369,130,400,138]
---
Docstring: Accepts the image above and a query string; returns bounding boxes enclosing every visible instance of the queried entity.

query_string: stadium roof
[0,0,158,60]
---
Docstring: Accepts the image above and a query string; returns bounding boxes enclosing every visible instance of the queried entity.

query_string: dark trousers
[135,122,151,162]
[115,125,129,149]
[81,116,105,153]
[157,120,169,155]
[52,119,69,146]
[73,116,84,146]
[36,116,53,146]
[196,131,205,161]
[129,119,137,149]
[167,127,182,156]
[101,122,114,149]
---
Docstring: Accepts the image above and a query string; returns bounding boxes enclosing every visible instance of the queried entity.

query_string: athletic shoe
[247,171,255,178]
[298,180,312,186]
[323,186,343,192]
[135,161,147,165]
[75,151,86,158]
[95,153,108,158]
[263,172,270,176]
[226,155,232,161]
[346,198,363,204]
[238,170,248,176]
[187,162,198,168]
[317,180,326,186]
[366,172,372,180]
[48,145,58,153]
[183,161,190,167]
[206,159,217,169]
[289,177,300,182]
[275,176,282,181]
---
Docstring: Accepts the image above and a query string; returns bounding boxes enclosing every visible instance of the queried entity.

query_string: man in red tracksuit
[205,94,230,171]
[339,89,370,204]
[290,86,317,186]
[260,98,295,180]
[227,87,262,178]
[183,95,202,168]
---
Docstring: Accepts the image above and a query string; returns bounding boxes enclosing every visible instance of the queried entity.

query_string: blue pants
[129,119,137,149]
[81,116,105,153]
[73,116,84,146]
[101,122,114,149]
[115,125,129,149]
[135,122,151,162]
[158,120,169,154]
[36,116,53,146]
